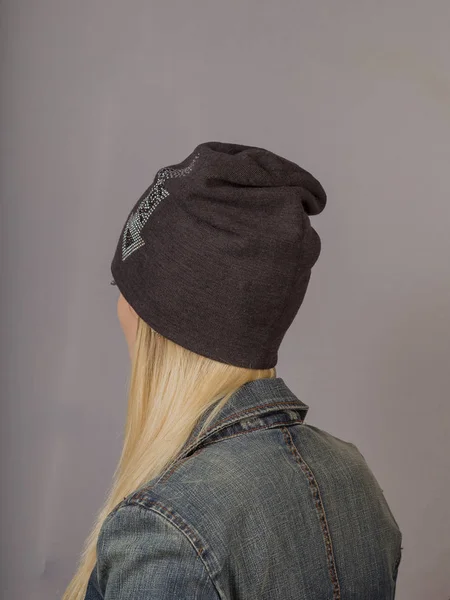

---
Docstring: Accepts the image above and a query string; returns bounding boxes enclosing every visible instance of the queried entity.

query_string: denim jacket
[84,377,402,599]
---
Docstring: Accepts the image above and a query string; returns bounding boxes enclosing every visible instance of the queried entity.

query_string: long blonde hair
[63,315,276,599]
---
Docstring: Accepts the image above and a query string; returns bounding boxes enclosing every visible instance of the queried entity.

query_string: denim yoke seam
[126,498,225,599]
[281,426,342,600]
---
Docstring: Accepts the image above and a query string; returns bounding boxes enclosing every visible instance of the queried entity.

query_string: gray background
[1,1,449,599]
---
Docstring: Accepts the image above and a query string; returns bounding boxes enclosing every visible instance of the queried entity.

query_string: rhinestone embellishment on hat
[121,153,200,261]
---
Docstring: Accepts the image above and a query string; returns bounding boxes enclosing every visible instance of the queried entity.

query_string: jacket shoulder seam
[124,498,224,597]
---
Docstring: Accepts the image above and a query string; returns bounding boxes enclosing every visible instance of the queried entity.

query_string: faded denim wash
[84,377,402,599]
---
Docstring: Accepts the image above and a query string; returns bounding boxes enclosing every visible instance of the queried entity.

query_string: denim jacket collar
[176,376,309,461]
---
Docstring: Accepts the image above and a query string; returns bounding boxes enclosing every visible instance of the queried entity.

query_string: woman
[64,141,402,599]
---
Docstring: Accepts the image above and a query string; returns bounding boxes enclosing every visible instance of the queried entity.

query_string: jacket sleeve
[96,503,220,600]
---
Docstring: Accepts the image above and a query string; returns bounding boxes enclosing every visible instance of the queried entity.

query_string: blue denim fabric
[84,377,402,599]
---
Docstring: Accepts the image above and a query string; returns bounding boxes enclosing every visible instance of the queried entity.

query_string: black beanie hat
[111,141,326,369]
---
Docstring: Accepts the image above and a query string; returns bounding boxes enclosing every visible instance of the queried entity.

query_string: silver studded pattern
[121,153,200,261]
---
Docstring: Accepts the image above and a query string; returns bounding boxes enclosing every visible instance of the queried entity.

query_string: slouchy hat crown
[111,141,326,368]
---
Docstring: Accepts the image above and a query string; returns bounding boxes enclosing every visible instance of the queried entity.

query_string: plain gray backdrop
[1,1,449,599]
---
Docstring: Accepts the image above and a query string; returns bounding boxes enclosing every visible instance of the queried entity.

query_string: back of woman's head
[63,141,325,599]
